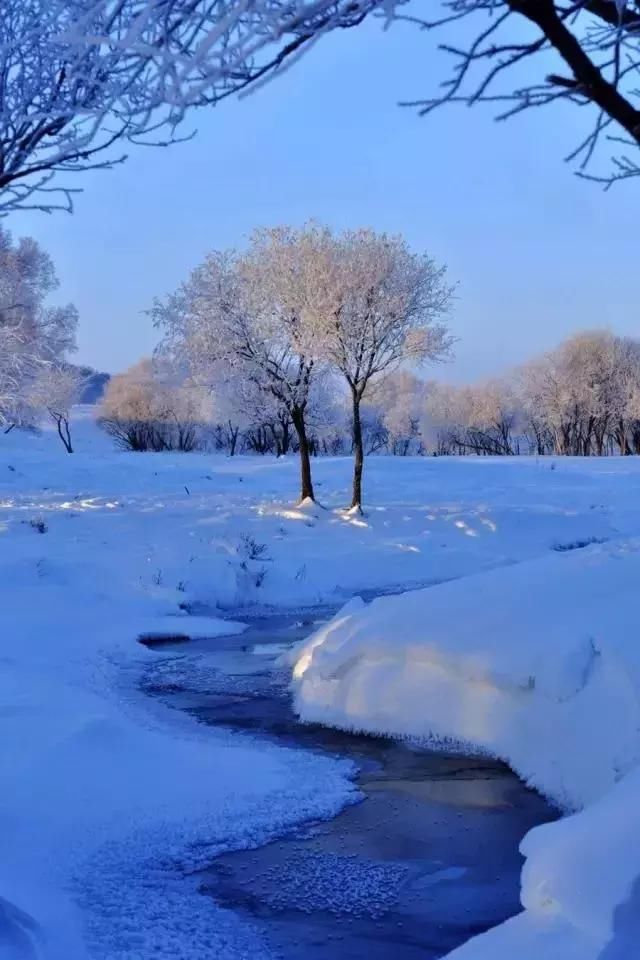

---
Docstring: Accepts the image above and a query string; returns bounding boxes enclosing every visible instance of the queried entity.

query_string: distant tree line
[426,331,640,458]
[100,329,640,476]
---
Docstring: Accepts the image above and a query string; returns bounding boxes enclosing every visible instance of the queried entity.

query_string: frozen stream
[141,613,558,960]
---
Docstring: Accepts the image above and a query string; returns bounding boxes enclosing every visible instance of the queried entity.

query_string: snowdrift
[291,541,640,958]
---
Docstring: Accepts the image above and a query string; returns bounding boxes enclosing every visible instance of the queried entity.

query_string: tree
[612,337,640,455]
[422,379,519,456]
[322,228,453,510]
[0,0,380,213]
[152,229,334,501]
[465,379,521,455]
[30,363,83,452]
[0,226,77,428]
[519,331,621,455]
[377,371,426,455]
[421,381,462,455]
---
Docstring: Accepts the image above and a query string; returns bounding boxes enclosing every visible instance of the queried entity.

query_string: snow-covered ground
[291,535,640,956]
[3,409,640,959]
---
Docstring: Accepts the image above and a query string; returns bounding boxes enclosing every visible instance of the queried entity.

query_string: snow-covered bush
[98,359,206,452]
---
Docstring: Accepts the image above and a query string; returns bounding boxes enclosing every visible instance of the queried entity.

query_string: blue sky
[9,14,638,381]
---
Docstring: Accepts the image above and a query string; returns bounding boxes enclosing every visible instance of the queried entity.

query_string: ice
[241,851,409,917]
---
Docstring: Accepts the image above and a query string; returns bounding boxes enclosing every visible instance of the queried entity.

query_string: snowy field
[3,409,640,959]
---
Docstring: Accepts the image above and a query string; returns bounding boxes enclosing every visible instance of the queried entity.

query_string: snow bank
[291,542,640,958]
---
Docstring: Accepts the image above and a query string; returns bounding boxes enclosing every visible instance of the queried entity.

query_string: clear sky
[8,14,638,381]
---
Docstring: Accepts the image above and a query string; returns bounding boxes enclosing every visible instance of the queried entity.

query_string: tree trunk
[351,389,364,511]
[228,422,239,456]
[55,415,73,453]
[617,421,631,456]
[291,407,315,502]
[269,424,282,457]
[281,419,291,456]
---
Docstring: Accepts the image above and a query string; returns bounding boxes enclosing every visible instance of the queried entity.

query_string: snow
[291,546,640,957]
[4,410,640,959]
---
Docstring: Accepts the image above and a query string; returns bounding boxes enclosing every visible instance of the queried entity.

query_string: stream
[141,612,558,960]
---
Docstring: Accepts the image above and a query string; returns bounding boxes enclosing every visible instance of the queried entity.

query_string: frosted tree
[0,226,77,427]
[612,337,640,454]
[208,368,257,456]
[465,379,520,455]
[420,379,518,456]
[156,319,296,456]
[223,0,640,185]
[514,360,553,455]
[30,363,84,452]
[376,371,426,455]
[519,331,619,455]
[322,228,453,510]
[198,360,287,455]
[422,381,466,454]
[307,372,350,455]
[152,228,334,501]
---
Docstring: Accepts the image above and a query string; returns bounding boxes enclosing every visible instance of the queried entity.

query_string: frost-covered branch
[399,0,640,184]
[0,0,381,213]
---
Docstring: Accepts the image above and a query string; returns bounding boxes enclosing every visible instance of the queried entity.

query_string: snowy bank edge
[288,546,640,959]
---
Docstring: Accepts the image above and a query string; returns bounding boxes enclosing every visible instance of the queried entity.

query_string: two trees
[153,224,453,509]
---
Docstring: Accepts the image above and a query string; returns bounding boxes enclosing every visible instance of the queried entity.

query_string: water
[141,615,558,960]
